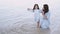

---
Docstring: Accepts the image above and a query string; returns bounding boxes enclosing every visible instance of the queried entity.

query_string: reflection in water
[37,28,51,34]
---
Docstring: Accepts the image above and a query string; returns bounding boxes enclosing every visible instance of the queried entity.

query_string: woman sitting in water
[40,4,50,29]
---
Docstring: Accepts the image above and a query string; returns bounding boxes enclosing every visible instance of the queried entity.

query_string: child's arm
[27,8,32,10]
[27,8,34,12]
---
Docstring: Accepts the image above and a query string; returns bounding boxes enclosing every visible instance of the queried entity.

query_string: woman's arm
[44,15,48,19]
[42,11,48,19]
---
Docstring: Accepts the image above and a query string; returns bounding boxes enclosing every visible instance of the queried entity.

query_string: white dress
[40,12,50,29]
[30,9,42,22]
[34,9,42,22]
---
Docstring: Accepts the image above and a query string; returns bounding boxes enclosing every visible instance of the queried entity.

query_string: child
[27,4,42,28]
[41,4,50,29]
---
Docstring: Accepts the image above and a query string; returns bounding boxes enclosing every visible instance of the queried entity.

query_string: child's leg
[37,21,40,28]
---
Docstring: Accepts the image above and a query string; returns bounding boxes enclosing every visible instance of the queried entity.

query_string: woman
[40,4,50,29]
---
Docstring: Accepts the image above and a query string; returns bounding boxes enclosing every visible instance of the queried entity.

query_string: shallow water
[0,9,60,34]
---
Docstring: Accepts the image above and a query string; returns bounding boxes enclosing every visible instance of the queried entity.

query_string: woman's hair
[43,4,49,14]
[33,4,39,10]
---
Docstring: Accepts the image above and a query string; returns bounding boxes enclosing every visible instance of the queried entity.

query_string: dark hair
[43,4,49,14]
[33,4,39,10]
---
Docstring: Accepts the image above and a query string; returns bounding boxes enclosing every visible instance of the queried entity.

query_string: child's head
[33,4,39,10]
[43,4,49,14]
